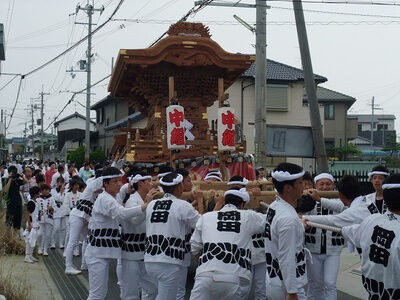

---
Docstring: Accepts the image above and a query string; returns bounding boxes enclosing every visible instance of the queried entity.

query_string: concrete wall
[56,117,95,132]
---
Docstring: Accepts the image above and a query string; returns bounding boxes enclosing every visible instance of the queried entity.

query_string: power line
[269,0,400,6]
[6,77,23,130]
[44,74,111,131]
[0,74,19,92]
[22,0,125,78]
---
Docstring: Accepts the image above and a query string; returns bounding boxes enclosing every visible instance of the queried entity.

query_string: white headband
[314,173,334,184]
[368,171,390,179]
[382,183,400,190]
[228,178,249,186]
[159,173,183,186]
[204,174,222,181]
[158,171,172,178]
[130,174,152,183]
[224,187,250,203]
[271,170,305,182]
[101,170,124,180]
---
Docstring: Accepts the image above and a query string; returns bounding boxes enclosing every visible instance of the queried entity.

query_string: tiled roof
[303,86,356,107]
[104,112,143,131]
[241,59,327,83]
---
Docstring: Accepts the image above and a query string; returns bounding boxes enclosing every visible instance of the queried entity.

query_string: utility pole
[292,0,329,172]
[370,96,382,152]
[254,0,267,167]
[30,100,35,157]
[75,1,104,161]
[195,0,267,167]
[39,85,50,161]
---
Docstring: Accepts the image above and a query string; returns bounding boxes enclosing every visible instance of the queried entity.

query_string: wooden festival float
[107,22,338,208]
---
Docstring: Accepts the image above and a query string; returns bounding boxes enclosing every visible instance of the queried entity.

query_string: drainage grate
[42,249,88,300]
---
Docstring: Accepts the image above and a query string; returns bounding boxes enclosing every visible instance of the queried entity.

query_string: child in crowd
[37,184,56,256]
[24,186,41,263]
[51,177,66,249]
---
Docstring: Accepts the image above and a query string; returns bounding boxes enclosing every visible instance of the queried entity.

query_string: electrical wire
[268,0,400,6]
[6,77,23,130]
[0,74,19,92]
[21,0,125,78]
[44,74,111,131]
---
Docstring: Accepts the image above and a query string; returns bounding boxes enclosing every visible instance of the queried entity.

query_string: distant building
[304,86,358,149]
[91,95,146,157]
[348,114,396,151]
[54,112,96,159]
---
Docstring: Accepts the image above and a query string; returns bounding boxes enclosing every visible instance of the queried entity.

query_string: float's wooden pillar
[218,78,224,107]
[169,76,175,101]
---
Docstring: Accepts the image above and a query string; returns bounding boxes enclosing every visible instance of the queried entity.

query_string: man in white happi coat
[304,173,345,300]
[85,167,150,300]
[342,173,400,300]
[119,172,159,300]
[144,172,201,300]
[175,168,204,300]
[189,187,265,300]
[265,162,308,300]
[227,175,266,300]
[65,169,104,275]
[303,175,382,254]
[365,166,390,214]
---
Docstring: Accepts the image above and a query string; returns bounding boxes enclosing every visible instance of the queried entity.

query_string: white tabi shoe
[65,267,82,275]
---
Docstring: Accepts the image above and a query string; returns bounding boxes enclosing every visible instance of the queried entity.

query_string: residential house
[348,114,396,151]
[91,95,146,157]
[304,87,358,151]
[208,59,327,169]
[54,112,96,159]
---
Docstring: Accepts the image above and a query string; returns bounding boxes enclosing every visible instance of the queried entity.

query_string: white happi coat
[85,190,145,259]
[144,193,200,266]
[70,177,103,221]
[120,191,146,260]
[365,192,388,214]
[190,204,265,281]
[63,191,81,216]
[342,212,400,299]
[51,189,65,219]
[305,196,376,228]
[265,196,308,293]
[304,198,346,255]
[37,195,57,225]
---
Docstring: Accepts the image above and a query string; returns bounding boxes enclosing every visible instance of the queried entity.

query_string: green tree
[89,149,107,164]
[332,143,361,160]
[381,132,400,156]
[67,145,85,169]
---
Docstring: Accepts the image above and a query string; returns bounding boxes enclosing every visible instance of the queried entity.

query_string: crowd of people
[0,157,399,300]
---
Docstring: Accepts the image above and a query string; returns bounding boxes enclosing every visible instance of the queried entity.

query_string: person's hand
[48,206,54,212]
[301,217,310,229]
[214,194,225,211]
[27,223,32,232]
[250,187,261,196]
[305,188,321,202]
[145,188,160,203]
[286,294,298,300]
[192,190,204,213]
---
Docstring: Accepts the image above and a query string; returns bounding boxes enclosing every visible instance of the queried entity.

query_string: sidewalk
[0,255,62,300]
[337,249,365,299]
[1,249,366,300]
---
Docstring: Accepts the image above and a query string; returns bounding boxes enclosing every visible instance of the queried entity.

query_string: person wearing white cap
[204,170,222,182]
[341,173,400,299]
[85,167,151,300]
[119,172,159,300]
[144,172,202,300]
[189,187,265,300]
[303,173,345,300]
[365,165,390,214]
[265,162,308,300]
[227,175,266,300]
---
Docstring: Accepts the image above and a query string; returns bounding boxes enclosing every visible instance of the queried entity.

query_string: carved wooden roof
[108,22,254,116]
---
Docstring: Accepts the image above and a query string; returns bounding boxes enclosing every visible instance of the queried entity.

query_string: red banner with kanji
[166,105,186,150]
[217,107,236,151]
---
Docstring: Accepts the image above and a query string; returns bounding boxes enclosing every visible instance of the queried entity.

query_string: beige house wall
[207,80,324,155]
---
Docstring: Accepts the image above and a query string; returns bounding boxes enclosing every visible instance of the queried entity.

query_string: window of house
[324,104,335,120]
[96,107,104,124]
[358,124,362,132]
[266,85,288,111]
[377,124,388,131]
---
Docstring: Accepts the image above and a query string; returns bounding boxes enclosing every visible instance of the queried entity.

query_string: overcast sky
[1,0,400,138]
